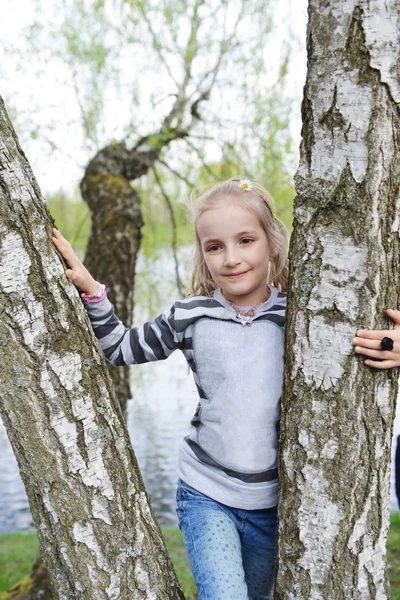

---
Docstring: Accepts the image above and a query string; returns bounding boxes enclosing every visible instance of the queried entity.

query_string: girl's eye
[206,244,220,252]
[241,238,253,245]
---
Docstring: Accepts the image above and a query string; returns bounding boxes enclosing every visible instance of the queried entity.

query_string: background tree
[0,96,185,599]
[1,0,299,221]
[77,0,237,410]
[275,1,400,598]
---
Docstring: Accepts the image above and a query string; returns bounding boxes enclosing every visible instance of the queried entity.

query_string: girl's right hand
[352,308,400,369]
[51,228,99,295]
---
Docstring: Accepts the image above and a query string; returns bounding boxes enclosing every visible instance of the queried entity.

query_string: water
[1,248,399,532]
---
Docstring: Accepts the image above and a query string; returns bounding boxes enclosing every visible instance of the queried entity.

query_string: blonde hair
[186,177,289,297]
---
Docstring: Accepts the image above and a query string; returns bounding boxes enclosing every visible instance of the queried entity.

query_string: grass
[388,512,400,599]
[1,517,399,598]
[0,532,39,596]
[0,528,197,599]
[163,529,197,599]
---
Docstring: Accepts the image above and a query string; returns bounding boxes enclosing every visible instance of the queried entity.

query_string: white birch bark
[275,2,400,599]
[0,96,184,599]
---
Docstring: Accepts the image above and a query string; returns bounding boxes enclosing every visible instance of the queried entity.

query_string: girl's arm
[352,308,400,369]
[51,228,181,366]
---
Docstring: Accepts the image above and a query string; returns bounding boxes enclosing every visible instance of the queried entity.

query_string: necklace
[228,288,271,326]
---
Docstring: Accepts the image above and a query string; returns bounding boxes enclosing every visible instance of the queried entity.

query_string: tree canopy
[1,0,304,225]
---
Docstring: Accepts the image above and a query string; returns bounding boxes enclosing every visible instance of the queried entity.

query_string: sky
[0,0,308,197]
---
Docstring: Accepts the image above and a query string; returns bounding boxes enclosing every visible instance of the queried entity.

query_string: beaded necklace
[228,288,271,326]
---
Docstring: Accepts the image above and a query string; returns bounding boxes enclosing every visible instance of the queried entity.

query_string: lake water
[1,248,399,533]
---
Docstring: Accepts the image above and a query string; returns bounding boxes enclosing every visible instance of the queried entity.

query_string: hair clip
[239,179,253,191]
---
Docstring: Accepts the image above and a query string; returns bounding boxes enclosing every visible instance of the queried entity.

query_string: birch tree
[0,95,184,599]
[275,1,400,598]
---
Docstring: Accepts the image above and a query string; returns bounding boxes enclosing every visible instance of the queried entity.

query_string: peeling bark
[0,96,184,599]
[275,2,400,599]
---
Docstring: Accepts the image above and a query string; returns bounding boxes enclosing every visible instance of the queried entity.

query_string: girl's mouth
[227,272,246,279]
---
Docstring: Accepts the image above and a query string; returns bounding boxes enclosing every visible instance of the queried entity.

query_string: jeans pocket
[176,480,209,519]
[177,478,201,498]
[176,480,195,526]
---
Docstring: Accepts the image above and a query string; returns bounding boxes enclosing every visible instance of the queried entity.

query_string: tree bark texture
[0,96,185,599]
[275,2,400,599]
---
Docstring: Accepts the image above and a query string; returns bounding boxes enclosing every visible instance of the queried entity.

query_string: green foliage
[136,171,194,260]
[45,191,91,261]
[2,0,303,203]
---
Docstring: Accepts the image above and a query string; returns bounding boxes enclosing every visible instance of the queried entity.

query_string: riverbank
[1,517,399,598]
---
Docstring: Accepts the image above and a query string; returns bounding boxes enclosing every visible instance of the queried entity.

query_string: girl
[51,177,400,600]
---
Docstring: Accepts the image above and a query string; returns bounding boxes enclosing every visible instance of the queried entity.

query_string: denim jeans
[176,479,277,600]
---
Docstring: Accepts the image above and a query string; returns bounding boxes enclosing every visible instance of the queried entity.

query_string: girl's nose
[224,249,241,267]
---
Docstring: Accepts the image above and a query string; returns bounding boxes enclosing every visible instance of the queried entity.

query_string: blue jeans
[176,479,277,600]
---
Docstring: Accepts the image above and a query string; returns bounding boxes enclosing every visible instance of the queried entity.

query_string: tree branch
[137,6,180,89]
[158,158,195,189]
[183,137,220,180]
[152,165,185,298]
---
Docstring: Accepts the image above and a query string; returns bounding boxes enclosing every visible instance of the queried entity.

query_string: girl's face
[196,198,273,306]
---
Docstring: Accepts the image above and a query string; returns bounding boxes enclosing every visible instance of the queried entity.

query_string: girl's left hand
[352,309,400,369]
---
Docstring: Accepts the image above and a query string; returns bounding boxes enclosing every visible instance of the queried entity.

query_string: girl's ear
[269,246,277,258]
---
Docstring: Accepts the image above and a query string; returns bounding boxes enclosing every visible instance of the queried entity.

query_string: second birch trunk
[275,2,400,598]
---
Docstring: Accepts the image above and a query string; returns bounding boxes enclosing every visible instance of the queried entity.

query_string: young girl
[51,177,400,600]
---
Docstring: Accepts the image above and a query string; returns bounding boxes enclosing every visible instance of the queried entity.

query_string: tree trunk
[80,133,188,411]
[0,96,185,599]
[275,2,400,599]
[80,144,144,413]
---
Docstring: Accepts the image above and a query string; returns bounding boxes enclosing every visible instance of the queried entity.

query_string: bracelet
[80,282,107,303]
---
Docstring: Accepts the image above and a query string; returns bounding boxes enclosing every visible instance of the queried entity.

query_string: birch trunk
[0,96,184,599]
[275,2,400,599]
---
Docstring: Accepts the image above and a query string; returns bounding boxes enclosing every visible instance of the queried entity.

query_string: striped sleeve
[82,296,181,366]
